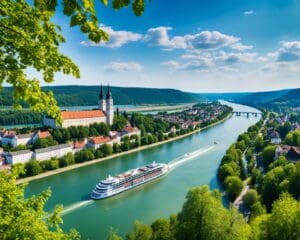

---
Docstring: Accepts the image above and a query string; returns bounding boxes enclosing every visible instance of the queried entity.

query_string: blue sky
[50,0,300,92]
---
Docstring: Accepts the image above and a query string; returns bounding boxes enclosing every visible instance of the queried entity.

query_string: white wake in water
[60,200,93,216]
[168,145,215,169]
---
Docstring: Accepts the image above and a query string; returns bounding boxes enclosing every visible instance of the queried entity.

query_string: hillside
[0,86,199,106]
[233,88,300,109]
[192,92,248,102]
[269,89,300,107]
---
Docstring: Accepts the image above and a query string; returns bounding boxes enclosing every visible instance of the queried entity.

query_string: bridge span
[233,111,261,117]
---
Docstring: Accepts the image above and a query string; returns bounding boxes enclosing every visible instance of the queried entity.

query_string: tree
[99,144,113,156]
[126,221,152,240]
[242,189,259,208]
[112,115,127,131]
[0,171,79,239]
[276,122,292,139]
[0,0,147,123]
[150,218,172,240]
[262,145,276,169]
[176,186,250,240]
[218,162,240,182]
[113,143,121,153]
[11,163,26,179]
[75,149,94,163]
[288,162,300,199]
[25,160,43,176]
[107,228,122,240]
[224,176,243,201]
[59,152,75,167]
[253,193,300,240]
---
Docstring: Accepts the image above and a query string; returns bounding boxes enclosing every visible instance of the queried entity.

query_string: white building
[5,150,33,165]
[269,131,282,145]
[109,131,121,144]
[43,85,114,128]
[34,143,72,161]
[1,134,17,147]
[120,123,141,139]
[87,136,112,150]
[120,122,141,138]
[1,132,33,148]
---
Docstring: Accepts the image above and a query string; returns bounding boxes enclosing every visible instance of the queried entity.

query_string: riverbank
[17,112,233,184]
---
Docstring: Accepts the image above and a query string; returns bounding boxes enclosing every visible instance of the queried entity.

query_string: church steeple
[99,84,104,100]
[106,84,112,99]
[105,83,114,125]
[99,83,106,111]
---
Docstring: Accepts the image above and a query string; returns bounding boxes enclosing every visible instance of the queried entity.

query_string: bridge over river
[233,111,261,117]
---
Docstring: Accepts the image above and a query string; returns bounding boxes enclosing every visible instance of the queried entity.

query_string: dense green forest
[0,86,198,106]
[0,110,43,126]
[232,88,300,109]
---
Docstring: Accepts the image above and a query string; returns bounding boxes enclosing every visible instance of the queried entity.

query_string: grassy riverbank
[17,112,233,184]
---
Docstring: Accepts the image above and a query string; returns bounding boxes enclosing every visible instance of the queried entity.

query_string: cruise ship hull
[90,165,168,200]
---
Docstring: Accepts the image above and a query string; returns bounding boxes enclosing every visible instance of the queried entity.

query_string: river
[25,102,260,239]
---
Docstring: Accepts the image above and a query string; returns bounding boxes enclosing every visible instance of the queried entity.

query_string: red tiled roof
[73,140,86,149]
[39,131,51,139]
[123,123,139,133]
[61,110,105,120]
[90,136,111,145]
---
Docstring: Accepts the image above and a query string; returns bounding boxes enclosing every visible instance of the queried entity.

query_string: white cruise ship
[90,162,169,200]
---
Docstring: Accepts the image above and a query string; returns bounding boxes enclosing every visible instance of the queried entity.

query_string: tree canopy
[0,0,146,123]
[0,168,79,239]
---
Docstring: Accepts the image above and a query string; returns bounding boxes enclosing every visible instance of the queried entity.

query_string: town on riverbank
[0,86,232,180]
[217,108,300,220]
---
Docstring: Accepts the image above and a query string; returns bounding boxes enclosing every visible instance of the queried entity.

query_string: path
[233,180,249,208]
[233,112,269,210]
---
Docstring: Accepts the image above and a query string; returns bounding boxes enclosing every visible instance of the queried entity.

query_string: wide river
[25,102,260,239]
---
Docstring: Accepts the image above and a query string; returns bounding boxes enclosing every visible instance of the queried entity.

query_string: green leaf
[101,0,109,6]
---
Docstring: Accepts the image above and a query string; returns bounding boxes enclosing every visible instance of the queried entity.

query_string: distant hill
[192,92,248,102]
[0,86,199,107]
[233,88,300,109]
[267,89,300,107]
[0,85,298,109]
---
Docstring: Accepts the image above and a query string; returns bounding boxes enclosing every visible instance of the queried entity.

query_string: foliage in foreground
[0,0,147,123]
[0,169,79,240]
[110,186,300,240]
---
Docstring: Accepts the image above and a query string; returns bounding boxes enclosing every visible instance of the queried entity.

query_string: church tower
[99,84,106,111]
[105,84,114,125]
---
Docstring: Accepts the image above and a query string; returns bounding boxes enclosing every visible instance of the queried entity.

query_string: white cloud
[80,25,142,48]
[244,10,254,15]
[161,60,181,69]
[281,41,300,51]
[161,59,211,71]
[261,41,300,73]
[231,43,253,51]
[104,61,142,72]
[144,27,187,50]
[216,51,257,64]
[187,31,239,50]
[269,41,300,62]
[145,27,240,51]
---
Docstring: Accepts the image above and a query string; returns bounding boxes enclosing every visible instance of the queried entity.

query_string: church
[43,85,114,128]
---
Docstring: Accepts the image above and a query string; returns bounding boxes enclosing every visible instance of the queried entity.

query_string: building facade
[43,84,114,128]
[5,150,33,165]
[1,131,34,148]
[34,143,72,161]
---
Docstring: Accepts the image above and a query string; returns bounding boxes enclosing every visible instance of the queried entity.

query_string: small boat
[214,141,218,144]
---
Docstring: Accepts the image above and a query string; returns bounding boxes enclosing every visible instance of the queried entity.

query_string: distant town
[0,85,232,178]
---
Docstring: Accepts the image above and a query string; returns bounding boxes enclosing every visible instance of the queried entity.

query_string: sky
[49,0,300,92]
